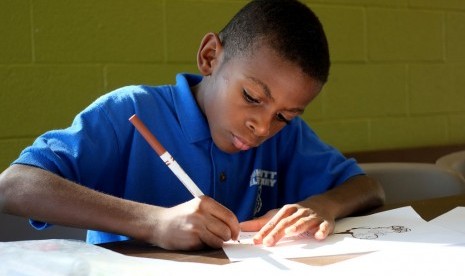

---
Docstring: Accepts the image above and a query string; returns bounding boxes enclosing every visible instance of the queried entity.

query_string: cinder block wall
[1,0,465,171]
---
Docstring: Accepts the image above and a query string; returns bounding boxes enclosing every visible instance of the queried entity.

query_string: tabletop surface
[99,194,465,266]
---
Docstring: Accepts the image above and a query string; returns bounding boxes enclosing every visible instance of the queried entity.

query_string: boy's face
[196,42,322,154]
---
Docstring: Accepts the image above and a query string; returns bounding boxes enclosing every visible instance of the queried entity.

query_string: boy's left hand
[239,203,334,246]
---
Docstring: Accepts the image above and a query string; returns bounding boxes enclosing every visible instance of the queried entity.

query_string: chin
[211,133,236,153]
[219,146,241,154]
[214,141,241,154]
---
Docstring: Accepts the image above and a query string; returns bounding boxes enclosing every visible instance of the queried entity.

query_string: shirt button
[219,172,227,182]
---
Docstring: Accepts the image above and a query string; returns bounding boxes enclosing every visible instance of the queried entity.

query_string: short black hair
[219,0,330,84]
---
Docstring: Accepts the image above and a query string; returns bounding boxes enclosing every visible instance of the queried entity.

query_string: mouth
[232,135,254,151]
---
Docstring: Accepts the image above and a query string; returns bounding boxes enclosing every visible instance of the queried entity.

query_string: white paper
[0,239,322,275]
[321,243,465,275]
[223,207,465,261]
[429,206,465,234]
[0,239,220,276]
[4,206,465,275]
[222,255,320,273]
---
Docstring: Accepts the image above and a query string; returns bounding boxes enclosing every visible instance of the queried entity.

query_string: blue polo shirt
[13,73,363,244]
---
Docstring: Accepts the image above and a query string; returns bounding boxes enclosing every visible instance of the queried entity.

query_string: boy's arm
[0,164,240,250]
[302,174,385,222]
[241,175,385,246]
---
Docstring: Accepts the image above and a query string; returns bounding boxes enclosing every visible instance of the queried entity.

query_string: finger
[261,211,309,246]
[252,219,283,245]
[239,217,267,232]
[258,205,298,234]
[200,196,241,240]
[198,226,227,249]
[314,220,331,240]
[261,223,286,247]
[284,215,323,236]
[258,207,306,246]
[241,208,279,230]
[205,217,233,241]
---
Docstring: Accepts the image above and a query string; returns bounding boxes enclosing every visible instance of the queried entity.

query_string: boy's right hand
[146,196,240,250]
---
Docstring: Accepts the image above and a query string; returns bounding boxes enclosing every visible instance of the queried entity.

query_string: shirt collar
[173,73,211,143]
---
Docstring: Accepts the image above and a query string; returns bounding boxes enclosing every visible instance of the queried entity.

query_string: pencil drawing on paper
[334,225,411,240]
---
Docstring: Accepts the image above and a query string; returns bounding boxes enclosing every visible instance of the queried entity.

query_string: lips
[232,135,252,151]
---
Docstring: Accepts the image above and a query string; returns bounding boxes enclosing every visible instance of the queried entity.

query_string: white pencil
[129,114,204,198]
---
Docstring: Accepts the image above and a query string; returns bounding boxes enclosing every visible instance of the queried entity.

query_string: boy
[0,0,384,250]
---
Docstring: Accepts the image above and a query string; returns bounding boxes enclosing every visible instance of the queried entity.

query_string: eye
[242,89,260,104]
[276,113,291,124]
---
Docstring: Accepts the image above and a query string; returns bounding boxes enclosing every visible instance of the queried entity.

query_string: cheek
[205,95,234,128]
[269,124,286,137]
[220,105,243,128]
[212,92,241,121]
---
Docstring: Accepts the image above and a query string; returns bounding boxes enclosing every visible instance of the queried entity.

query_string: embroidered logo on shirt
[249,169,277,187]
[250,169,277,216]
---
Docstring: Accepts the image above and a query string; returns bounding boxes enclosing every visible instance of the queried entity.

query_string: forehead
[227,44,322,108]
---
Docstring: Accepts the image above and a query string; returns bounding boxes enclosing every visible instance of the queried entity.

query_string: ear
[196,32,223,76]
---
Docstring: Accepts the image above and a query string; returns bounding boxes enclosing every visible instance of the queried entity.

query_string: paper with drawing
[429,206,465,234]
[223,206,465,261]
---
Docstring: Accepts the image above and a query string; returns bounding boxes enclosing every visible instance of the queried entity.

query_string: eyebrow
[247,76,273,100]
[246,76,305,114]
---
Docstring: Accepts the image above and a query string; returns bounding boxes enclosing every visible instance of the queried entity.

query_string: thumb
[239,216,268,232]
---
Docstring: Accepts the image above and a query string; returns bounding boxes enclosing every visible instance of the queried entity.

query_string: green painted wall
[1,0,465,170]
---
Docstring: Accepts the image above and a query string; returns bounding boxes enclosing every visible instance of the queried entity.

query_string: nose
[246,117,271,137]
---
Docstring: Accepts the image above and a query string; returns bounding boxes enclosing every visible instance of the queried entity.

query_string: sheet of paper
[221,255,320,273]
[223,206,465,261]
[428,206,465,234]
[0,239,322,275]
[0,239,220,276]
[321,243,465,275]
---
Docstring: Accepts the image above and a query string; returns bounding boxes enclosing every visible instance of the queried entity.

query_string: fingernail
[263,236,274,246]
